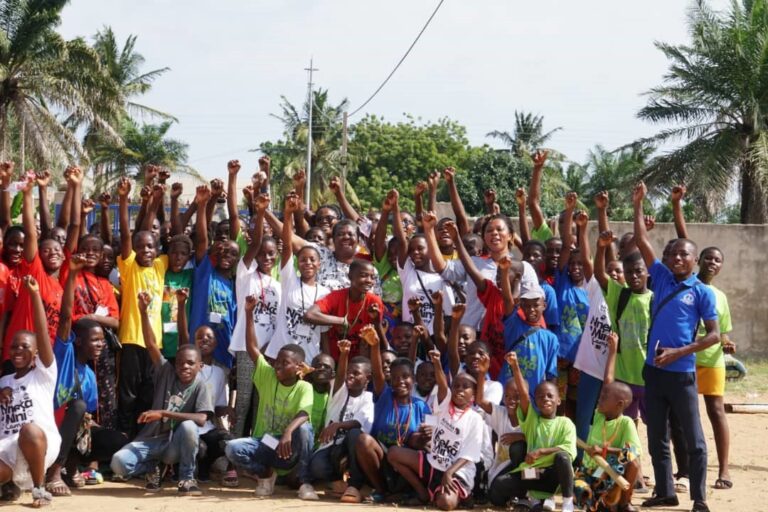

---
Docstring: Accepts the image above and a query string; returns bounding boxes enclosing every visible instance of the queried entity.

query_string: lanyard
[393,398,413,447]
[448,402,469,422]
[343,293,366,338]
[269,381,296,433]
[257,271,270,306]
[600,418,620,457]
[300,280,319,315]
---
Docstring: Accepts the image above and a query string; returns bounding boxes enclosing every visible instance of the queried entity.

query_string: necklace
[393,398,413,447]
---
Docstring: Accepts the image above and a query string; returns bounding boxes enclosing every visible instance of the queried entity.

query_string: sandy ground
[10,395,768,511]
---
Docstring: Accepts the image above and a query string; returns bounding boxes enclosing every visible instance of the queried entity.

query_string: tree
[486,111,562,158]
[633,0,768,223]
[0,0,121,168]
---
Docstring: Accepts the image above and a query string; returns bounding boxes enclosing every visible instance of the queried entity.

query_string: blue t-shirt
[554,267,589,362]
[189,255,237,368]
[53,333,98,413]
[541,281,560,330]
[646,260,717,373]
[499,313,559,401]
[371,385,431,447]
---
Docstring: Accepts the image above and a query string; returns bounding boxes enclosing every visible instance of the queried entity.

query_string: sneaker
[178,479,203,496]
[111,473,129,483]
[298,483,319,500]
[145,466,162,493]
[254,472,277,497]
[543,497,556,511]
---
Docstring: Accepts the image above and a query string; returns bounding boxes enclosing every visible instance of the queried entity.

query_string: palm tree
[259,88,354,208]
[486,111,562,158]
[632,0,768,223]
[0,0,121,168]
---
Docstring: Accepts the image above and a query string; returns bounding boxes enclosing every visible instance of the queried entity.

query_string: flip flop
[45,479,71,497]
[674,476,689,494]
[63,471,86,488]
[714,478,733,490]
[340,486,362,503]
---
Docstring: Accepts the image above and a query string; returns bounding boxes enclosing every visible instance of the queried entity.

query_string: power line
[348,0,445,117]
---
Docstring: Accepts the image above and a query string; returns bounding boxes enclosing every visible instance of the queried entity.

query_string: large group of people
[0,152,734,512]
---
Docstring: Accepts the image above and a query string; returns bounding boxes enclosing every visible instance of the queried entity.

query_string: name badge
[163,322,178,334]
[261,433,279,450]
[209,312,222,324]
[423,414,438,427]
[522,467,539,480]
[295,323,312,337]
[95,305,109,316]
[257,313,270,325]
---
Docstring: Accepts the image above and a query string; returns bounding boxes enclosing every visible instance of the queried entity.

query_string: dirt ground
[11,393,768,511]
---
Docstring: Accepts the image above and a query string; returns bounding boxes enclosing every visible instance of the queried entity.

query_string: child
[521,239,560,332]
[340,324,431,503]
[265,194,329,362]
[115,177,169,437]
[175,288,234,485]
[414,360,438,410]
[388,349,485,510]
[160,234,194,362]
[224,295,317,500]
[309,340,374,493]
[304,258,385,360]
[502,352,577,512]
[111,291,213,496]
[0,276,60,507]
[307,353,336,450]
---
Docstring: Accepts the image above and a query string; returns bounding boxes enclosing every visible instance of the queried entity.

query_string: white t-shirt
[574,277,612,380]
[398,259,454,334]
[441,258,537,330]
[412,384,439,411]
[229,260,282,353]
[317,382,374,451]
[0,357,61,488]
[198,364,228,435]
[427,390,485,487]
[485,403,523,483]
[265,256,330,362]
[313,244,382,295]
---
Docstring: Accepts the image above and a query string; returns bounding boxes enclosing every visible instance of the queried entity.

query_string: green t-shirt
[696,285,732,368]
[531,223,554,243]
[311,389,330,447]
[161,268,194,358]
[583,412,642,472]
[251,356,313,438]
[605,279,653,386]
[515,406,576,471]
[373,255,403,305]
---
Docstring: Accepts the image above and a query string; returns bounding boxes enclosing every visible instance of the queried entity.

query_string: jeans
[110,420,200,480]
[309,433,355,482]
[225,423,313,484]
[574,371,603,463]
[644,364,707,502]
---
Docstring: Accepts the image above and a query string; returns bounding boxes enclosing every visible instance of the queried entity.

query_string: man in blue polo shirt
[632,182,719,512]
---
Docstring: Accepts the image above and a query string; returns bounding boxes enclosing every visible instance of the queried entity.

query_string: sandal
[45,479,71,497]
[31,486,53,508]
[674,476,689,494]
[63,471,86,488]
[221,469,239,488]
[714,478,733,490]
[340,486,362,503]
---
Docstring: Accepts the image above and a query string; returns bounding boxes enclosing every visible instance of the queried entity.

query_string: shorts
[418,452,470,501]
[696,366,725,396]
[557,359,579,401]
[620,381,646,424]
[0,429,60,490]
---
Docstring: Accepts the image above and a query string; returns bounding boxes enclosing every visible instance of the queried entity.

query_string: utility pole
[304,58,318,207]
[341,111,349,180]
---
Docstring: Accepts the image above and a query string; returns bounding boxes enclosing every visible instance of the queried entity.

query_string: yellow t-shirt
[117,251,168,348]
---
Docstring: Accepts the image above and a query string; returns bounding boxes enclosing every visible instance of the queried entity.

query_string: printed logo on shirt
[431,419,462,469]
[681,292,695,306]
[0,385,32,435]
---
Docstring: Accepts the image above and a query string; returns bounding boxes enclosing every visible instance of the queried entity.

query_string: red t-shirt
[477,279,546,380]
[2,255,62,360]
[59,259,119,323]
[1,264,22,314]
[0,262,9,313]
[315,288,384,361]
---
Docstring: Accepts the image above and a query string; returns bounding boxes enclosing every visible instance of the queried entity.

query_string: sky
[59,0,732,182]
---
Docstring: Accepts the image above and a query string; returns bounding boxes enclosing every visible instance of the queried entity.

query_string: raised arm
[632,182,655,268]
[25,276,53,367]
[291,170,310,237]
[604,331,618,385]
[594,191,616,263]
[264,208,307,255]
[36,171,53,240]
[428,349,448,404]
[141,184,165,232]
[431,290,447,352]
[226,160,242,241]
[243,193,268,269]
[443,167,470,236]
[359,324,385,396]
[281,194,299,269]
[176,288,190,346]
[422,211,447,273]
[137,291,162,365]
[447,220,486,292]
[448,303,466,377]
[527,150,548,230]
[330,176,360,223]
[670,185,688,239]
[575,210,593,280]
[333,339,352,394]
[169,183,183,236]
[594,231,613,290]
[414,180,427,224]
[97,193,113,245]
[0,161,13,231]
[56,167,74,230]
[506,351,530,416]
[427,171,439,212]
[497,255,518,316]
[20,176,37,262]
[193,185,212,264]
[374,190,393,262]
[474,352,493,414]
[516,187,530,244]
[243,294,262,363]
[132,185,151,236]
[116,177,132,260]
[57,254,86,339]
[558,192,577,271]
[64,166,83,254]
[390,190,409,268]
[79,199,93,239]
